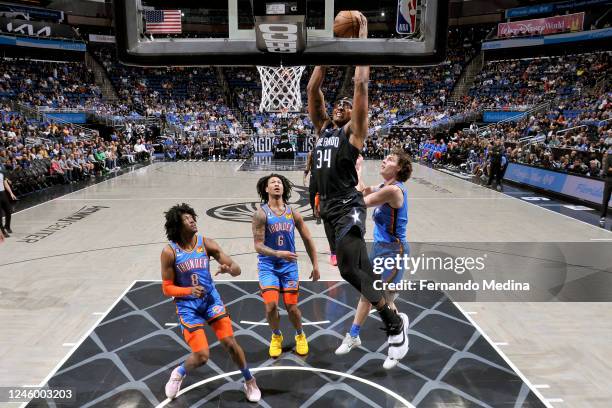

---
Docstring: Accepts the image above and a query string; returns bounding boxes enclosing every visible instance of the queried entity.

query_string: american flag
[144,9,182,34]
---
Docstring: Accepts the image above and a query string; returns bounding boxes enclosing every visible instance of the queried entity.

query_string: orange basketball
[333,10,361,38]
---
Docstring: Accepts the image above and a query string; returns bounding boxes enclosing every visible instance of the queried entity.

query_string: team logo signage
[396,0,418,34]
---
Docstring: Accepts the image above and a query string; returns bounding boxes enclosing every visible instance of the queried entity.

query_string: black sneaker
[1,230,9,238]
[6,227,12,234]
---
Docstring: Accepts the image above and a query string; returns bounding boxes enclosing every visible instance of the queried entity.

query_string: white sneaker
[387,313,409,362]
[383,356,399,370]
[243,377,261,402]
[335,333,361,355]
[164,366,184,399]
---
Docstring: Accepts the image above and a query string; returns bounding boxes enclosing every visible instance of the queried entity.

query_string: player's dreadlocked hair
[164,203,197,243]
[256,173,293,203]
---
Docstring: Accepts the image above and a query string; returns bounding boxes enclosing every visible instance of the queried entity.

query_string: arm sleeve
[162,280,192,297]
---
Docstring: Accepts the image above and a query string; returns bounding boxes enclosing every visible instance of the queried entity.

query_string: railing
[476,99,554,139]
[16,103,98,140]
[556,124,589,136]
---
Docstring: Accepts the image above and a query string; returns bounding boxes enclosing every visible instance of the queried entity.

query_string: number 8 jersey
[312,124,360,200]
[258,204,296,266]
[169,235,214,300]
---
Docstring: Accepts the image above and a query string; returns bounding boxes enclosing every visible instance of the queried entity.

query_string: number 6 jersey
[258,204,296,267]
[312,124,360,200]
[169,235,213,300]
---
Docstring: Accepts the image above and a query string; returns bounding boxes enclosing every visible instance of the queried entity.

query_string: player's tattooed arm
[252,208,280,258]
[204,238,241,277]
[293,209,320,281]
[307,66,330,133]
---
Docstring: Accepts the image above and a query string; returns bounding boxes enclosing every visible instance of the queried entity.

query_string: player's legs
[258,263,284,357]
[323,219,337,265]
[279,265,308,355]
[166,300,209,399]
[335,228,409,362]
[208,297,261,402]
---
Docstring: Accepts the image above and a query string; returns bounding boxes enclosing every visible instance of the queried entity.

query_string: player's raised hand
[310,267,320,282]
[357,12,368,39]
[216,264,233,276]
[191,285,205,298]
[277,250,298,262]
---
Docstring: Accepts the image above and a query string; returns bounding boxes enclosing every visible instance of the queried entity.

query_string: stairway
[450,52,483,103]
[85,51,119,103]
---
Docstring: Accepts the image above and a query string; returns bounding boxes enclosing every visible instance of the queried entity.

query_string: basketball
[333,10,362,38]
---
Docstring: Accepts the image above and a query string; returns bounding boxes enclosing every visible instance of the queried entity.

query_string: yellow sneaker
[295,333,309,356]
[269,333,283,358]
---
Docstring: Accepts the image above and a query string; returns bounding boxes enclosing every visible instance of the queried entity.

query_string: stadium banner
[505,0,609,19]
[482,27,612,50]
[88,34,115,43]
[44,113,87,124]
[0,2,64,22]
[0,34,85,51]
[482,111,526,123]
[504,162,612,207]
[0,17,76,38]
[497,12,584,38]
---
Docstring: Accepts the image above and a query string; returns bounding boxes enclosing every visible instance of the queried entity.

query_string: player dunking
[161,203,261,402]
[252,174,320,357]
[306,14,409,365]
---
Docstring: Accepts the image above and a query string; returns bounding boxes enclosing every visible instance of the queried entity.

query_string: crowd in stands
[0,59,103,110]
[0,105,154,196]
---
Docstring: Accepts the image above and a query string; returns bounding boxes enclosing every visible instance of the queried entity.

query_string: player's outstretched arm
[307,66,330,133]
[348,14,369,151]
[160,246,200,297]
[204,238,241,277]
[363,185,404,209]
[293,209,320,281]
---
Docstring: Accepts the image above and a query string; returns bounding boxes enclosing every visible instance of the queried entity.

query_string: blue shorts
[174,287,228,331]
[370,241,411,284]
[258,261,299,304]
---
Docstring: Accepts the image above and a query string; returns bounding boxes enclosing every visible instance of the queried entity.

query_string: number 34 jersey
[169,235,214,300]
[312,124,360,200]
[258,204,296,267]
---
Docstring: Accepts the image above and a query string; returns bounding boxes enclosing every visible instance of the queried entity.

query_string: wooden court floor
[0,160,610,407]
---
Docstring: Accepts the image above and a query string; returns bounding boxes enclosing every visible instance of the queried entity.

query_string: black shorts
[320,190,367,243]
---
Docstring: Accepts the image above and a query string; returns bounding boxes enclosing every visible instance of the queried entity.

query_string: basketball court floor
[1,159,611,407]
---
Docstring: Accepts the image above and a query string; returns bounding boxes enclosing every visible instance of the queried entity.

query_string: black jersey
[312,124,360,200]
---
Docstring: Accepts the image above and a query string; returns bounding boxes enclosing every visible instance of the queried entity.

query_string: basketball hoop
[257,65,305,113]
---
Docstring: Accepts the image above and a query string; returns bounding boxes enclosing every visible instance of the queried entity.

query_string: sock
[177,363,186,377]
[296,328,303,336]
[272,328,281,336]
[240,366,253,381]
[349,324,361,338]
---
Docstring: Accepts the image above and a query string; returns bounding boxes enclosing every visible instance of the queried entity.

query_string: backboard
[114,0,448,67]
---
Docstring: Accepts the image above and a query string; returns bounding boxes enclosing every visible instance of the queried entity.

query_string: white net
[257,65,305,113]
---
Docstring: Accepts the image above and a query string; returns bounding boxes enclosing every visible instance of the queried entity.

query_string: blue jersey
[169,235,214,300]
[258,204,296,265]
[372,182,409,243]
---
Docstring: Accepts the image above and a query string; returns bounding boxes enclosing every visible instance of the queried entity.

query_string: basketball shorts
[174,288,233,352]
[370,241,411,285]
[258,261,300,305]
[320,190,367,243]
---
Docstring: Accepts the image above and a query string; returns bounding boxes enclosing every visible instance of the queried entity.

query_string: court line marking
[239,320,330,326]
[164,323,178,327]
[534,384,551,389]
[12,163,159,215]
[454,302,555,408]
[29,280,137,407]
[423,163,612,236]
[155,366,416,408]
[590,238,612,241]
